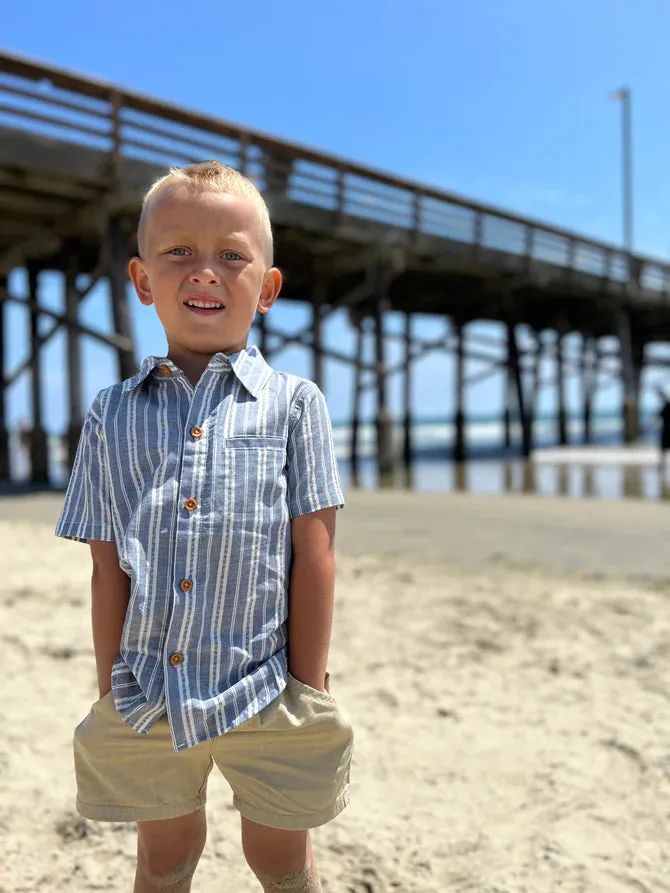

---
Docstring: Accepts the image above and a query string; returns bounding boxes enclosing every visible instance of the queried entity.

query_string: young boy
[55,161,353,893]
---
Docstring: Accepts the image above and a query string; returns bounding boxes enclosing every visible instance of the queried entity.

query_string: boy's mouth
[184,297,226,316]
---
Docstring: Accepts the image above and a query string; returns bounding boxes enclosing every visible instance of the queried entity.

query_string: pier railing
[2,50,670,299]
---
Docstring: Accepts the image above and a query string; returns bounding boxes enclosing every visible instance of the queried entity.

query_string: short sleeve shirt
[55,347,344,751]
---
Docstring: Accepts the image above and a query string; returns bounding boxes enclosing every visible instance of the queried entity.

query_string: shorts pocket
[92,690,114,710]
[288,672,337,704]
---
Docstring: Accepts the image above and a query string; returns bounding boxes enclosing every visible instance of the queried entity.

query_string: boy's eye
[222,251,243,261]
[168,247,190,256]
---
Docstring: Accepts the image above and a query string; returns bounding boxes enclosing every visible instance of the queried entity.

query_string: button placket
[168,394,208,688]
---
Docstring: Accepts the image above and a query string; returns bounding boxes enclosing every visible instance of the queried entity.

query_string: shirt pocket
[218,435,288,529]
[224,436,285,451]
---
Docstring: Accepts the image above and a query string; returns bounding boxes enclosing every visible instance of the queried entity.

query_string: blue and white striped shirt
[55,346,344,751]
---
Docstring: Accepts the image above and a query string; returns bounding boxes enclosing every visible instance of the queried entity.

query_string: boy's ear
[128,257,153,306]
[257,267,282,315]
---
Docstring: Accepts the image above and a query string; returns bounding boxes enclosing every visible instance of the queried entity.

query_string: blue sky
[4,0,670,429]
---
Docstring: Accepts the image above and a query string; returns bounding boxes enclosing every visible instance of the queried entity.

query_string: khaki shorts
[73,674,353,830]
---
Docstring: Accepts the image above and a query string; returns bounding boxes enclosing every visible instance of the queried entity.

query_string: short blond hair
[137,160,274,264]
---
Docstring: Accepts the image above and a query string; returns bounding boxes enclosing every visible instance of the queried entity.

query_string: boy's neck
[166,346,240,386]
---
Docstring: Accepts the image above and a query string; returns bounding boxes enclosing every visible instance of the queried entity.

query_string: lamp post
[611,87,633,255]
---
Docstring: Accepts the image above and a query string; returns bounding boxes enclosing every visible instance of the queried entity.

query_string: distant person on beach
[658,389,670,473]
[55,161,352,892]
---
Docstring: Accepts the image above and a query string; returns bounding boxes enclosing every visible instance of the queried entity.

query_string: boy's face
[129,186,281,360]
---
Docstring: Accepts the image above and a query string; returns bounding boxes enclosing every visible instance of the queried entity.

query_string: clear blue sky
[4,0,670,430]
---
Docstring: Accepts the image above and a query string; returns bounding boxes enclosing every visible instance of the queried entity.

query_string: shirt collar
[121,345,273,398]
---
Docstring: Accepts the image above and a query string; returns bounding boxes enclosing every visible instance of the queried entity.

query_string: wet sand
[3,490,670,891]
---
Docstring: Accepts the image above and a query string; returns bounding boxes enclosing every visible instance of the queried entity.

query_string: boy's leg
[135,809,207,893]
[241,818,320,892]
[213,676,353,891]
[74,692,214,889]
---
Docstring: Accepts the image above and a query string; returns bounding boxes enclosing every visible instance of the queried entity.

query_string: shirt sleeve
[54,395,116,544]
[286,382,344,519]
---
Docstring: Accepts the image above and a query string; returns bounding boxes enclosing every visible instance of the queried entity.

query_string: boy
[55,161,353,893]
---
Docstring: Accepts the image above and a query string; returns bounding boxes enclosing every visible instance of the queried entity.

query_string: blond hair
[137,160,273,264]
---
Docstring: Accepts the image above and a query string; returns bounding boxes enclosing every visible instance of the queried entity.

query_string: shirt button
[159,364,172,376]
[179,579,193,592]
[184,498,198,512]
[190,426,203,439]
[169,652,183,667]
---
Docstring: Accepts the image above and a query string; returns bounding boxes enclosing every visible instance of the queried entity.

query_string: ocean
[10,408,667,502]
[330,410,669,501]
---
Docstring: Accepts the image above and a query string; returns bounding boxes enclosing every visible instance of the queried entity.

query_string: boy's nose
[189,266,220,286]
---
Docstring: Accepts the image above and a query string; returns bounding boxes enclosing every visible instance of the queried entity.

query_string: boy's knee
[137,821,206,892]
[137,854,201,892]
[256,862,322,892]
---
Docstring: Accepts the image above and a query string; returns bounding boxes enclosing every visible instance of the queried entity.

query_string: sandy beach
[3,490,670,892]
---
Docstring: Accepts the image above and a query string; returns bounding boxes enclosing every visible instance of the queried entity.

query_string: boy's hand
[290,670,330,693]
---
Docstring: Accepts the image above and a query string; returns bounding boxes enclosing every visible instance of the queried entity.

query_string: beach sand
[2,490,670,892]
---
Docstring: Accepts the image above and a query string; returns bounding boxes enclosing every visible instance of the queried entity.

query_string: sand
[2,490,670,892]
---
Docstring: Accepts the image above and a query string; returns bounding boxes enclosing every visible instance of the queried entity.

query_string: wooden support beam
[556,328,568,446]
[524,330,542,454]
[349,322,364,480]
[631,335,645,441]
[269,324,501,377]
[580,335,598,445]
[106,215,137,380]
[0,276,9,480]
[27,265,49,485]
[532,332,544,407]
[312,280,325,391]
[617,308,643,444]
[453,320,466,463]
[2,273,104,388]
[0,288,134,356]
[65,258,83,471]
[503,325,513,450]
[385,328,509,352]
[257,311,269,358]
[402,313,413,468]
[325,280,370,318]
[508,321,532,458]
[273,331,376,372]
[374,294,395,477]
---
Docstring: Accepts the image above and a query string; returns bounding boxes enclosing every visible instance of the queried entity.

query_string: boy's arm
[90,540,130,697]
[287,507,337,693]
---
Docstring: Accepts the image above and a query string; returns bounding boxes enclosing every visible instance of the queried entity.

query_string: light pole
[611,87,633,255]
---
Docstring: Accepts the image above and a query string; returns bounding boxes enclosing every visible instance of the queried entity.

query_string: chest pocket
[218,435,288,526]
[224,436,285,451]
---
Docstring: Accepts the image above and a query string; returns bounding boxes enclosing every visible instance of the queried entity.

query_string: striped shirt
[55,346,344,752]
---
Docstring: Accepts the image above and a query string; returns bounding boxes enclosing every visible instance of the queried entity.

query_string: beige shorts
[73,674,353,830]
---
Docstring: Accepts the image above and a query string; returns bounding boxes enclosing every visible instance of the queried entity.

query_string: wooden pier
[2,50,670,486]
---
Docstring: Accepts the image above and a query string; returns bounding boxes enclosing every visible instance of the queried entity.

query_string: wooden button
[179,579,193,592]
[169,652,183,667]
[184,498,198,512]
[159,364,172,376]
[190,426,203,439]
